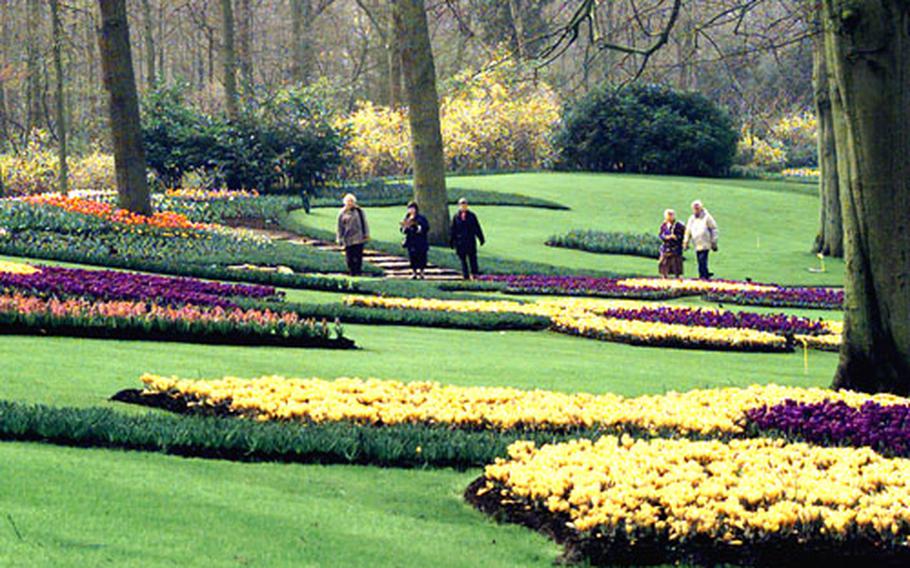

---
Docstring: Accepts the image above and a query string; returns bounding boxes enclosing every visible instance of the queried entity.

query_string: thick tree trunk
[220,0,239,119]
[26,0,42,134]
[238,0,254,93]
[96,0,151,215]
[824,0,910,394]
[290,0,314,83]
[51,0,68,195]
[387,0,402,107]
[395,0,448,245]
[141,0,156,89]
[813,32,843,257]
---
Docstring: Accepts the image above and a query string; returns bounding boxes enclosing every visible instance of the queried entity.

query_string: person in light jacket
[683,200,719,279]
[449,198,485,280]
[400,201,430,279]
[336,193,370,276]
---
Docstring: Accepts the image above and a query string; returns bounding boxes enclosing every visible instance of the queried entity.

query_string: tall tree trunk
[290,0,314,83]
[220,0,239,119]
[26,0,42,134]
[824,0,910,394]
[0,3,10,146]
[508,0,525,60]
[141,0,156,89]
[51,0,68,195]
[238,0,254,93]
[97,0,150,214]
[395,0,448,245]
[387,0,402,107]
[813,32,843,257]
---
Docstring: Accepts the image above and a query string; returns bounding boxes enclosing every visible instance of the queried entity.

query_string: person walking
[658,209,686,278]
[449,198,485,280]
[400,201,430,279]
[336,193,370,276]
[683,200,719,279]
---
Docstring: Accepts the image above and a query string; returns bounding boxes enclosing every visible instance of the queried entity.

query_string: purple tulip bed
[0,264,282,308]
[745,399,910,458]
[599,306,832,336]
[479,274,843,309]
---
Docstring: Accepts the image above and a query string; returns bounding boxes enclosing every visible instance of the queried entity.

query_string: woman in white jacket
[683,200,718,279]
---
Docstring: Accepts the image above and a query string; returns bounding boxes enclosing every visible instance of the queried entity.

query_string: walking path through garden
[245,227,463,281]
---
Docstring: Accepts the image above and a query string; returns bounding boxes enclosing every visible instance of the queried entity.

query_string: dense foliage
[546,229,661,258]
[141,84,345,192]
[558,84,738,177]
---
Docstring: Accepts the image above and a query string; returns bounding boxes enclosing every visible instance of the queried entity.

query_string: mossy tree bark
[824,0,910,394]
[394,0,449,245]
[813,32,843,257]
[50,0,68,195]
[220,0,239,120]
[97,0,151,214]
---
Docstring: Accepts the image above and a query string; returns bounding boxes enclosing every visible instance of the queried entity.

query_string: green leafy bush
[546,229,661,258]
[558,84,737,177]
[141,84,344,192]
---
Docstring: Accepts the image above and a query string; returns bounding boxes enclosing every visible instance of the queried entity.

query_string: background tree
[220,0,239,119]
[96,0,150,213]
[50,0,67,194]
[812,31,843,257]
[394,0,448,245]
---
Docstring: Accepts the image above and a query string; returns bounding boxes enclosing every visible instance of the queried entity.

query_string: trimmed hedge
[546,229,662,258]
[0,401,603,468]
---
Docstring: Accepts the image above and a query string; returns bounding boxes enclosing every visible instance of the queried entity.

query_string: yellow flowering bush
[140,374,905,435]
[339,59,560,178]
[0,131,117,195]
[476,436,910,561]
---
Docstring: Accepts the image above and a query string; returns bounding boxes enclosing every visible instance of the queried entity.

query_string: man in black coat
[449,198,485,279]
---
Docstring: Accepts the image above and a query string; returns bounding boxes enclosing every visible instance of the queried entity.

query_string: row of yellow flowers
[344,296,841,352]
[140,374,905,435]
[480,436,910,545]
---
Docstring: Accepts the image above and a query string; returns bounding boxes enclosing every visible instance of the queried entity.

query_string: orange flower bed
[24,194,207,231]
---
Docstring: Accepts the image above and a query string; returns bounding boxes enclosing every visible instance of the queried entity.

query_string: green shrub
[546,229,661,258]
[558,84,737,177]
[141,84,344,192]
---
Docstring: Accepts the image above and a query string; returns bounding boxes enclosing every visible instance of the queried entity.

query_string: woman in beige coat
[336,193,370,276]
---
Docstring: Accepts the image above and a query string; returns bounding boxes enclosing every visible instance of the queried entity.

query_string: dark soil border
[465,477,910,567]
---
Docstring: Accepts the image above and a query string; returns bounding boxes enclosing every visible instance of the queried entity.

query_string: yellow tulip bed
[468,436,910,565]
[138,374,904,435]
[344,296,841,352]
[0,260,41,275]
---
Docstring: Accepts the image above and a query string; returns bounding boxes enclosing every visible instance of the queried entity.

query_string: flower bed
[0,293,352,348]
[345,296,841,352]
[746,399,910,458]
[468,436,910,566]
[0,263,280,308]
[22,194,206,232]
[480,274,844,309]
[135,375,904,434]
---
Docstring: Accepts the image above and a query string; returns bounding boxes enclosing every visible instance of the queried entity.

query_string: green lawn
[0,172,848,567]
[295,172,843,285]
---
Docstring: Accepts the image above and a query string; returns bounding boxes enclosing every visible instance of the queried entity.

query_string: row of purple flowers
[746,399,910,458]
[0,265,281,308]
[479,274,844,309]
[600,306,830,336]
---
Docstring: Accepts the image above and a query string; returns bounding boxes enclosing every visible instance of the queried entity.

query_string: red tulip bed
[0,261,353,348]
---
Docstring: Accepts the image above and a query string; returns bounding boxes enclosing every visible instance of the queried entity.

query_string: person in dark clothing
[449,198,485,280]
[658,208,686,278]
[401,201,430,279]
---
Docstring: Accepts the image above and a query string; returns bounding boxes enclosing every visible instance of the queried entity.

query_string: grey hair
[343,193,357,205]
[458,197,468,205]
[664,208,676,218]
[691,200,703,208]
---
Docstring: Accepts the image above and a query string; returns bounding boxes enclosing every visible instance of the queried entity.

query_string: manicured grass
[0,442,554,567]
[290,173,844,285]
